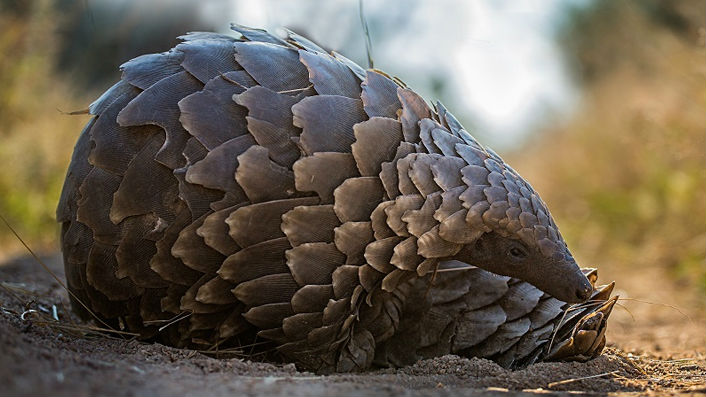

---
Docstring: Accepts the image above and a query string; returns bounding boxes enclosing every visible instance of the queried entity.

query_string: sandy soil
[1,254,704,397]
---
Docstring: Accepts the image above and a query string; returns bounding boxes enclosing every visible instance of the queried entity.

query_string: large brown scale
[57,25,616,373]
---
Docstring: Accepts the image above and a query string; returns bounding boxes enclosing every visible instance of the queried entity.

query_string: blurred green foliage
[0,1,88,252]
[0,0,215,254]
[511,0,705,289]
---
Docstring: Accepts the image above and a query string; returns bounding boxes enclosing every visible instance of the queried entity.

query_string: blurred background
[0,0,703,352]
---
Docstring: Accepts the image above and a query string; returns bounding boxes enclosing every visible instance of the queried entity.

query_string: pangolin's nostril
[576,284,592,301]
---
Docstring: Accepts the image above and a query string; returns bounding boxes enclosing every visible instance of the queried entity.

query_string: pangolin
[56,25,616,372]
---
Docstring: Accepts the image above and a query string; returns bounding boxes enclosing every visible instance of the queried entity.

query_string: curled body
[57,25,616,373]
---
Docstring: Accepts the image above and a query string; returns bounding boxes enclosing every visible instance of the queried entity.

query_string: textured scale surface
[57,25,616,373]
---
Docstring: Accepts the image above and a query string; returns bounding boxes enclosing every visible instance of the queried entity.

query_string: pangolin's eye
[509,247,527,259]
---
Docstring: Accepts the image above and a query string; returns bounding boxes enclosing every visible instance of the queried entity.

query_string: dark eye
[509,247,526,259]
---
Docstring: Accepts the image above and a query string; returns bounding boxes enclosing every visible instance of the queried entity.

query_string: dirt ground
[0,254,704,397]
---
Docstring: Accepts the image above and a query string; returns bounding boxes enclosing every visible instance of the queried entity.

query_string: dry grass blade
[196,335,279,361]
[0,281,27,306]
[547,370,620,388]
[614,300,636,322]
[211,339,272,352]
[219,71,248,89]
[196,346,279,360]
[36,321,140,339]
[565,299,609,313]
[277,84,314,94]
[547,305,570,355]
[57,107,90,115]
[143,311,190,326]
[358,0,374,68]
[617,297,693,323]
[435,265,476,273]
[157,311,192,332]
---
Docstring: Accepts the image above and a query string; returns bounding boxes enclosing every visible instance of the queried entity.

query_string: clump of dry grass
[605,349,706,393]
[0,279,138,341]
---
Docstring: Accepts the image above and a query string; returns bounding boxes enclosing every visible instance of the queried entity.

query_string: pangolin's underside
[57,25,616,373]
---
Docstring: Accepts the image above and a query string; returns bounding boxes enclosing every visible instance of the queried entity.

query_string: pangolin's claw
[546,295,618,362]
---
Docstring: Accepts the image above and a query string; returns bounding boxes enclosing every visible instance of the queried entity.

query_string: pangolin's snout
[575,278,593,302]
[559,268,593,303]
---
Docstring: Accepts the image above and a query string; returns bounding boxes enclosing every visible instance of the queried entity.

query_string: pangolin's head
[453,232,592,303]
[435,138,592,303]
